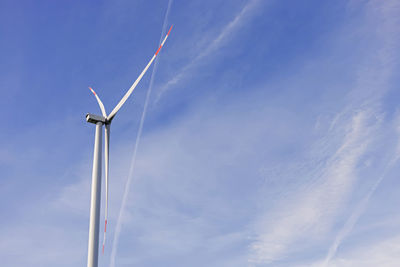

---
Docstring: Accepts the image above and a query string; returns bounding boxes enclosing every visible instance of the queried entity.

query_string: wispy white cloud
[249,109,378,264]
[305,234,400,267]
[322,112,400,267]
[321,1,400,265]
[3,1,400,266]
[248,0,400,264]
[156,0,264,101]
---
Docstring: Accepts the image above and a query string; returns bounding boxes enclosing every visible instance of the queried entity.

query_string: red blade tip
[167,25,173,35]
[88,87,96,96]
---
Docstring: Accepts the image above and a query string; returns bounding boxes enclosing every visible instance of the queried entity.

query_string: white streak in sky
[321,160,398,267]
[156,0,262,101]
[322,117,400,267]
[249,110,376,264]
[249,0,400,264]
[321,1,400,265]
[109,1,174,266]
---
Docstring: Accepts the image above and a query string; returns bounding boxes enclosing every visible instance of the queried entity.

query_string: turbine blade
[88,87,107,118]
[102,123,110,254]
[107,25,173,121]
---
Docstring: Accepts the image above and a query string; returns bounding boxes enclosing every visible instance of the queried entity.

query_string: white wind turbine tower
[85,25,173,267]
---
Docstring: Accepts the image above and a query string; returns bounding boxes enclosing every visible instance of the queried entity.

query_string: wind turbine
[85,25,173,267]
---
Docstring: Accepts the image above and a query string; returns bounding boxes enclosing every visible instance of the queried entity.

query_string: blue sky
[1,0,400,266]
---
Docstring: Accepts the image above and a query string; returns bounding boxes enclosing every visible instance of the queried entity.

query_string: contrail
[322,152,400,267]
[109,1,173,266]
[155,0,262,102]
